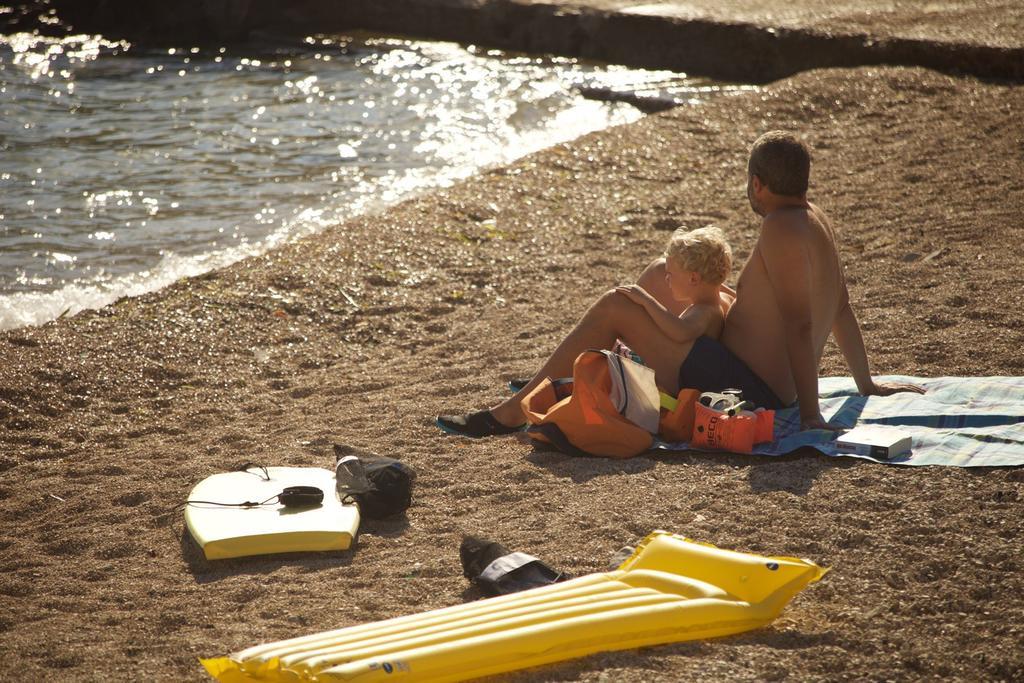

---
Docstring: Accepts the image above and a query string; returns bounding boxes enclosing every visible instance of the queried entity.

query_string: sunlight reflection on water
[0,31,749,329]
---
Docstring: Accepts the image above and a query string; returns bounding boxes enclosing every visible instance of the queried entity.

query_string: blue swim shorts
[678,336,786,410]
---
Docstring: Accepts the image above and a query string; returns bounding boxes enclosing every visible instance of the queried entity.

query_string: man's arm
[832,284,926,396]
[831,285,874,393]
[758,219,823,427]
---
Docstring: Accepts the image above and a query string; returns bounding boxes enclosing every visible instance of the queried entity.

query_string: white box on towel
[835,425,912,460]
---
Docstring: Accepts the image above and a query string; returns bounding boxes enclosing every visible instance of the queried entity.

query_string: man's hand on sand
[863,380,926,396]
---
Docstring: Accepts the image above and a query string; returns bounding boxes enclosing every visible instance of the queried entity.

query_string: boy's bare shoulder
[678,301,708,318]
[682,300,726,337]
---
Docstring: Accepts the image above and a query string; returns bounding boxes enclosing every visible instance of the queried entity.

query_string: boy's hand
[863,380,926,396]
[615,285,655,307]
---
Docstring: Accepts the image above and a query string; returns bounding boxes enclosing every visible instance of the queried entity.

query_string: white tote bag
[604,350,661,434]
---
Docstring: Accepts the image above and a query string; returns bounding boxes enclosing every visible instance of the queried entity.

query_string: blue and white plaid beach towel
[656,376,1024,467]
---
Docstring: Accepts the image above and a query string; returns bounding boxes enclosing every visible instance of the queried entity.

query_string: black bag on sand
[333,444,416,519]
[460,535,568,596]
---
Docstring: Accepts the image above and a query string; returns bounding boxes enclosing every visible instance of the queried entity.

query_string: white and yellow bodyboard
[202,531,826,681]
[185,467,359,560]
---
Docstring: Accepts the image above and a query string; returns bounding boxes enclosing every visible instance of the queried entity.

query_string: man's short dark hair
[748,131,811,197]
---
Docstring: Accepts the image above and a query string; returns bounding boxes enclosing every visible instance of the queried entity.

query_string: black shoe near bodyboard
[333,444,415,519]
[460,535,568,597]
[436,410,524,438]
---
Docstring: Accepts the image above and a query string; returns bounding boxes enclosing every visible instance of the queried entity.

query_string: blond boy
[438,226,734,437]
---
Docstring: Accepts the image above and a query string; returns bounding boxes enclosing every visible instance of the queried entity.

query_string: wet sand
[1,66,1023,680]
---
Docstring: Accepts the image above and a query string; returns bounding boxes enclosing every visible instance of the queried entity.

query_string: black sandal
[436,410,524,438]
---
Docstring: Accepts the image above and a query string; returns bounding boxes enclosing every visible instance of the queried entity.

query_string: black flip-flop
[436,410,524,438]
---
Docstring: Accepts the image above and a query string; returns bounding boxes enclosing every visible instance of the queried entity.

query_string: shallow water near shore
[0,29,745,330]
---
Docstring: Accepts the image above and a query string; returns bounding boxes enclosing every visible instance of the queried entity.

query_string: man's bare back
[722,202,842,407]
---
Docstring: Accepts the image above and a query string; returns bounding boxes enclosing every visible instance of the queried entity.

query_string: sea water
[0,30,744,330]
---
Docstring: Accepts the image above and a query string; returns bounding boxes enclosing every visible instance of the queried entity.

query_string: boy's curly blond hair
[663,226,732,285]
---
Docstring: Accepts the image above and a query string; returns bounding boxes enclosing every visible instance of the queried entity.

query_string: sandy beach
[2,47,1023,683]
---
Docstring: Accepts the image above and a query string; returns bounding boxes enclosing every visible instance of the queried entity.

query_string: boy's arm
[832,285,926,396]
[615,285,714,343]
[758,219,825,428]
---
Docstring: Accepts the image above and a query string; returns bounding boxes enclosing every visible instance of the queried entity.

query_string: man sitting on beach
[437,226,735,437]
[638,131,924,429]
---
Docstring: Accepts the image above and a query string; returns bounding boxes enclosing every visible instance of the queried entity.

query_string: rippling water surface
[0,30,741,329]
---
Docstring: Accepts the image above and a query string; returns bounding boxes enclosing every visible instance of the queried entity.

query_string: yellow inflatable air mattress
[202,531,826,681]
